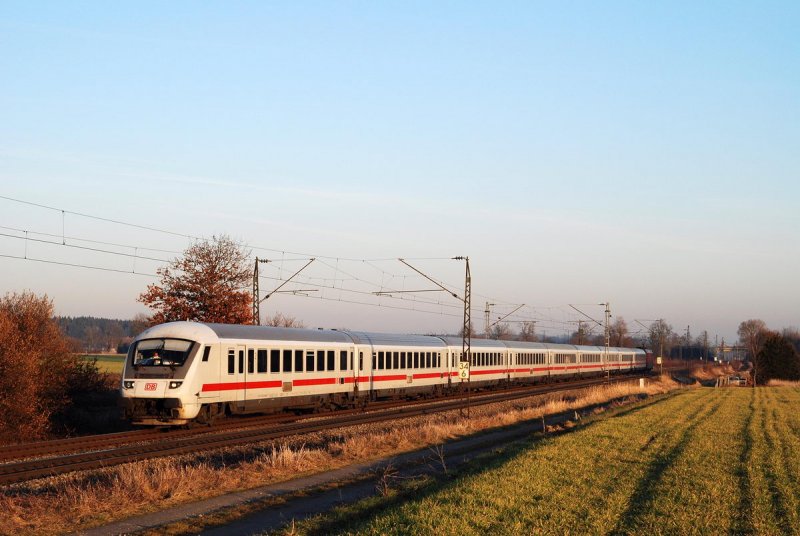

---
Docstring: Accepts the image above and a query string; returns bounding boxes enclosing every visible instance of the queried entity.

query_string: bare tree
[518,322,537,342]
[130,313,150,336]
[738,319,768,385]
[458,322,477,338]
[569,322,592,345]
[695,330,710,360]
[263,312,305,328]
[649,319,673,359]
[489,322,514,340]
[610,317,631,347]
[138,235,253,325]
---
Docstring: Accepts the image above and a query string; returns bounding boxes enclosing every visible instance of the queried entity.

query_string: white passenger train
[120,322,649,426]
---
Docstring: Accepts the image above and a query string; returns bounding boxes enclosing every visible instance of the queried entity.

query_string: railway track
[0,373,649,485]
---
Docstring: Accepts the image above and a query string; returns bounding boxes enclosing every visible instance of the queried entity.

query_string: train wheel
[196,404,220,427]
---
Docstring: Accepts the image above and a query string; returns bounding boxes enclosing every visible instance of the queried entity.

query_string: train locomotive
[120,321,648,426]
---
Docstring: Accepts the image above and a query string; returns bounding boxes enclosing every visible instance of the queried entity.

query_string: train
[119,321,649,426]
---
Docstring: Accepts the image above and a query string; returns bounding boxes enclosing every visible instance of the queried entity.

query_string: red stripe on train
[201,380,282,392]
[293,378,337,387]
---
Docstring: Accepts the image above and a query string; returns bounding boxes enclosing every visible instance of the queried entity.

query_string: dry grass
[690,363,736,381]
[0,377,680,536]
[767,379,800,387]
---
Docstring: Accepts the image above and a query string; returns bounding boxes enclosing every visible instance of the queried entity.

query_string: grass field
[80,354,125,375]
[294,387,800,535]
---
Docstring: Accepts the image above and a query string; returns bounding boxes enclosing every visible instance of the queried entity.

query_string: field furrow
[306,387,800,536]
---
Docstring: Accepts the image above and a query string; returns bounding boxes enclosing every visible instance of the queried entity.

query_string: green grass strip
[282,387,800,536]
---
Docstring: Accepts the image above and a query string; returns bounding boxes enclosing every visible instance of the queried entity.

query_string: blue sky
[1,2,798,342]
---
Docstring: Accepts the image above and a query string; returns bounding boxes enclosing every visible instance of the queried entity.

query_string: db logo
[144,383,157,391]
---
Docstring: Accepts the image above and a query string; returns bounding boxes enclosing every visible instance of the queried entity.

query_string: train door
[235,344,247,408]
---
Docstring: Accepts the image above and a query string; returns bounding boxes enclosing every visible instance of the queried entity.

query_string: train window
[414,352,419,368]
[228,350,234,374]
[238,350,244,374]
[295,350,304,372]
[359,352,363,371]
[202,346,211,362]
[257,350,267,373]
[437,353,441,367]
[400,352,406,369]
[306,351,315,372]
[132,338,193,367]
[338,350,346,371]
[426,352,432,368]
[349,352,353,371]
[371,352,376,370]
[247,349,255,374]
[327,350,335,371]
[271,350,280,373]
[377,351,383,370]
[317,350,325,371]
[283,349,292,373]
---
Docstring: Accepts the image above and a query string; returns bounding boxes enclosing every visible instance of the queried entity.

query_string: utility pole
[577,320,585,345]
[252,258,271,325]
[397,257,471,413]
[253,258,259,325]
[484,301,495,338]
[685,325,691,360]
[454,256,471,417]
[603,302,610,378]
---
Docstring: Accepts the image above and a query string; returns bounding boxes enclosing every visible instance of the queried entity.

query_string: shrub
[755,333,800,383]
[0,291,105,442]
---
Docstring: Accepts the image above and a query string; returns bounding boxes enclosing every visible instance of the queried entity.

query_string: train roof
[203,323,355,343]
[136,322,645,354]
[346,331,446,347]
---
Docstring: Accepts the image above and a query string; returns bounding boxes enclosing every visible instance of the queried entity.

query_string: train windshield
[132,338,194,367]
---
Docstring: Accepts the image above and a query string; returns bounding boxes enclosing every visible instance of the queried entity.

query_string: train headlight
[169,381,183,389]
[123,381,135,389]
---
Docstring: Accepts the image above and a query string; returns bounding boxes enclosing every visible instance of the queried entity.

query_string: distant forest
[56,316,148,354]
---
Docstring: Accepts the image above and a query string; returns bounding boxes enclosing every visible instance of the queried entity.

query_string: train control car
[120,321,648,426]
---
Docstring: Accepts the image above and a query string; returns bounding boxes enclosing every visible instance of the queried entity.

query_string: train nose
[133,380,168,397]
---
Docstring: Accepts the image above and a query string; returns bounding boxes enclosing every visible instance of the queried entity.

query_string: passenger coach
[120,322,648,426]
